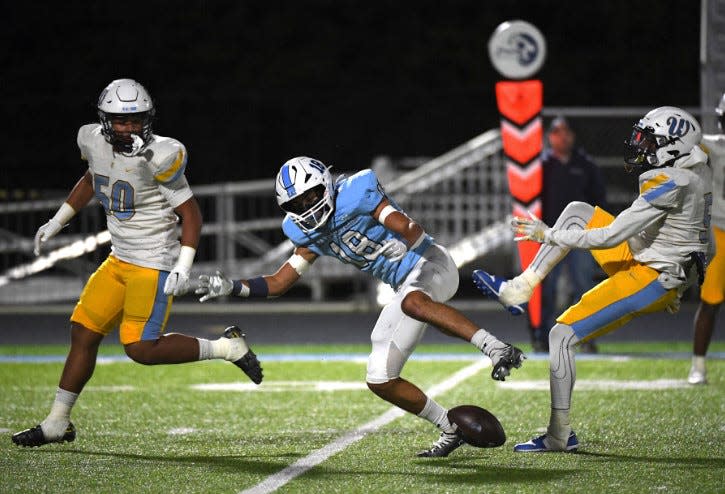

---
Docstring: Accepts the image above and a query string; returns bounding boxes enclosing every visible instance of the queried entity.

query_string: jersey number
[94,174,135,220]
[329,230,382,267]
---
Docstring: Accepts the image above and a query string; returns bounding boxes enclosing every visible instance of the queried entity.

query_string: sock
[470,328,503,356]
[197,337,233,360]
[521,268,542,288]
[40,388,78,439]
[691,355,706,372]
[418,397,456,433]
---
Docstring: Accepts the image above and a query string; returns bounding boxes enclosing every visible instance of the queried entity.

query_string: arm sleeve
[548,196,667,249]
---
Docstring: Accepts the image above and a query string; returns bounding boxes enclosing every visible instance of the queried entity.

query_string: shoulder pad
[77,124,102,160]
[336,169,385,215]
[638,169,683,208]
[145,137,188,184]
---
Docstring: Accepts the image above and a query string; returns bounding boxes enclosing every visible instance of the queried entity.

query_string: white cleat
[687,367,707,385]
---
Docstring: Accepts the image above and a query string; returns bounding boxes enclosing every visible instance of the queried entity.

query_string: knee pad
[559,201,595,228]
[549,323,577,349]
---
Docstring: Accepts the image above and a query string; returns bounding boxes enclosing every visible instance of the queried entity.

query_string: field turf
[1,342,723,493]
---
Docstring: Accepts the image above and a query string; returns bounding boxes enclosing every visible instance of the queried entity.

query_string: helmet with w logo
[275,157,335,232]
[624,106,702,169]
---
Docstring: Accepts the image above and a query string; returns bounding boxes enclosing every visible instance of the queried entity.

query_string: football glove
[33,219,64,256]
[164,266,191,296]
[163,246,196,296]
[375,239,408,262]
[196,270,233,302]
[511,210,550,243]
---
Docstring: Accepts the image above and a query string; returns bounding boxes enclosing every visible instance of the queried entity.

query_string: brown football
[447,405,506,448]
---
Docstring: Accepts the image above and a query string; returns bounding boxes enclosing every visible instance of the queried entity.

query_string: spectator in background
[532,116,607,353]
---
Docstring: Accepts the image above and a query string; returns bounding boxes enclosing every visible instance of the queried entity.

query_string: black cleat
[417,428,465,457]
[12,422,76,447]
[490,344,525,381]
[223,326,263,384]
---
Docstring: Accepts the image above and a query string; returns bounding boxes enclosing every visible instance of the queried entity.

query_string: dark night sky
[2,1,700,193]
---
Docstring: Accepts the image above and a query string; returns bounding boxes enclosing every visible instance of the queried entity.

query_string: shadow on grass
[576,450,724,468]
[20,448,302,475]
[304,465,574,485]
[18,447,575,484]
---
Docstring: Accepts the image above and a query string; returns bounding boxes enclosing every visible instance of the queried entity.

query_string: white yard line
[239,359,487,494]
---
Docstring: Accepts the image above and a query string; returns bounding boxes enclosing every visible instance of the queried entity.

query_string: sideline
[239,360,487,494]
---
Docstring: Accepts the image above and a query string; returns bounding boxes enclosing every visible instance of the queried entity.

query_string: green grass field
[1,342,723,493]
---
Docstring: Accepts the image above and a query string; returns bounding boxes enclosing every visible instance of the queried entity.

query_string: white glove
[164,266,190,296]
[196,270,234,302]
[33,202,76,256]
[511,210,550,243]
[34,218,64,256]
[163,246,196,296]
[375,239,408,262]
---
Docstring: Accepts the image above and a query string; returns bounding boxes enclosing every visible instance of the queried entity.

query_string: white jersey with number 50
[702,134,725,230]
[77,124,194,271]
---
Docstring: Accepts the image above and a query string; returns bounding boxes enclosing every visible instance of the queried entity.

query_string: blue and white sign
[488,20,546,80]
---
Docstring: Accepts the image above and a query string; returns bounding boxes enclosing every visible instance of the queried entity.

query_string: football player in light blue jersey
[197,156,525,457]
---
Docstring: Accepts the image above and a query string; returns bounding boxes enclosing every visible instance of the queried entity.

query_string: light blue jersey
[282,169,433,289]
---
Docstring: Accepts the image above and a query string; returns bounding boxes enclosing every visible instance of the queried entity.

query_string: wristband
[247,276,269,297]
[232,280,250,297]
[233,277,269,298]
[53,202,77,226]
[175,245,196,271]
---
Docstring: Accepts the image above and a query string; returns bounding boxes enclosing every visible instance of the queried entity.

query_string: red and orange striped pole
[488,21,547,328]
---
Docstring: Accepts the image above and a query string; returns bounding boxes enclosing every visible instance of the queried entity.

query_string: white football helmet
[624,106,702,169]
[97,78,155,156]
[275,157,335,232]
[717,92,725,132]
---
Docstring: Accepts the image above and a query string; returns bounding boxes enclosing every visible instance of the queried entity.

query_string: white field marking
[498,379,691,391]
[239,359,487,494]
[0,428,10,433]
[84,385,136,392]
[192,381,368,392]
[167,427,197,436]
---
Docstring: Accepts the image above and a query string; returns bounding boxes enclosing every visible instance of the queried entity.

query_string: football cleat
[489,344,525,381]
[513,431,579,453]
[417,428,466,457]
[472,270,527,315]
[687,367,707,385]
[12,422,76,447]
[224,326,264,384]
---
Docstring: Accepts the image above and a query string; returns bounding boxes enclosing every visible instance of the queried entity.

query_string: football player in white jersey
[195,156,525,457]
[472,107,712,452]
[12,79,262,448]
[689,93,725,384]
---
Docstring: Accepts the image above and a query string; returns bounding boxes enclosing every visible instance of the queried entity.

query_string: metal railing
[0,129,507,303]
[1,107,663,305]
